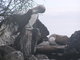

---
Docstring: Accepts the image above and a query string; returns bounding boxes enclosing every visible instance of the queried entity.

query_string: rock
[28,55,38,60]
[36,54,50,60]
[0,46,24,60]
[33,19,49,44]
[4,51,24,60]
[64,30,80,54]
[38,41,49,46]
[33,19,49,37]
[49,34,69,45]
[0,23,19,46]
[13,28,33,59]
[13,28,41,59]
[63,30,80,60]
[31,28,41,54]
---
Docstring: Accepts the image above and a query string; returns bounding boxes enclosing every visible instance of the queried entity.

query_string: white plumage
[26,5,46,29]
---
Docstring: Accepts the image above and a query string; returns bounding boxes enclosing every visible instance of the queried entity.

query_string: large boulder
[13,27,41,60]
[64,30,80,54]
[63,30,80,60]
[0,46,24,60]
[4,51,24,60]
[33,19,49,37]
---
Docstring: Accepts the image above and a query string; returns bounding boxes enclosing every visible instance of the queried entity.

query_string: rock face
[4,51,24,60]
[0,46,24,60]
[14,28,33,59]
[62,30,80,60]
[64,30,80,54]
[33,19,49,37]
[33,19,49,44]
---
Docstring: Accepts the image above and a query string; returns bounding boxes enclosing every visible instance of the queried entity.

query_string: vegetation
[0,0,35,17]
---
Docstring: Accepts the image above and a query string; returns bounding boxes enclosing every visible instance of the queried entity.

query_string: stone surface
[33,19,49,44]
[4,51,24,60]
[36,54,50,60]
[0,46,24,60]
[64,30,80,54]
[33,19,49,37]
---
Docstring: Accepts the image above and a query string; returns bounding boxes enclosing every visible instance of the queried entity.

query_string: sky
[35,0,80,37]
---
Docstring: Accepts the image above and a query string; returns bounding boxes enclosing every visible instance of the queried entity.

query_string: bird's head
[32,5,46,14]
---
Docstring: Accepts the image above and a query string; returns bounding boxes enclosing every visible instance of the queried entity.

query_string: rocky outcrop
[64,30,80,54]
[0,5,49,60]
[0,46,24,60]
[33,19,49,37]
[33,19,49,44]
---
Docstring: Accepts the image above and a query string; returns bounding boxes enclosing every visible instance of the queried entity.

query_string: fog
[35,0,80,37]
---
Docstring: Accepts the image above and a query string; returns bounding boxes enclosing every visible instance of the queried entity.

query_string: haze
[35,0,80,37]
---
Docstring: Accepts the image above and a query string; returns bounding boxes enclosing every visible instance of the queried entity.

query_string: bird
[25,5,46,29]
